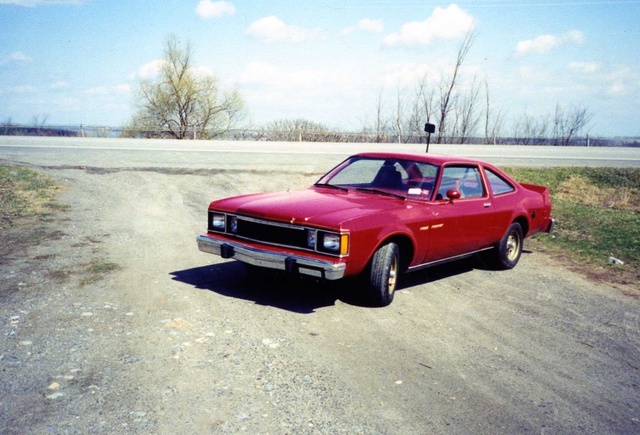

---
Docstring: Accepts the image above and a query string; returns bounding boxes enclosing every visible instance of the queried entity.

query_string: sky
[1,0,639,137]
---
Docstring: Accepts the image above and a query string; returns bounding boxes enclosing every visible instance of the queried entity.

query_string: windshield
[316,156,439,200]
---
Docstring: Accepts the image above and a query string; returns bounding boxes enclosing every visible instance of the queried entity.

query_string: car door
[423,165,493,260]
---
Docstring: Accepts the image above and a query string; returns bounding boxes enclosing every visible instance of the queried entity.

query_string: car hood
[212,187,406,229]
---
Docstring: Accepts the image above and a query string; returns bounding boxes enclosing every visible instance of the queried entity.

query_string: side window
[437,166,485,199]
[485,169,515,195]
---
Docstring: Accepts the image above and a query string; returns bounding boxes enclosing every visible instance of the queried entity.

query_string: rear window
[485,169,515,195]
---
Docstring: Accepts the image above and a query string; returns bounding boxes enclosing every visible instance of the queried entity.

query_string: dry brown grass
[555,174,640,211]
[0,165,62,230]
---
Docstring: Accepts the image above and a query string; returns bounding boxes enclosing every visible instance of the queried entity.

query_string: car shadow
[399,258,477,290]
[170,262,342,314]
[170,254,514,312]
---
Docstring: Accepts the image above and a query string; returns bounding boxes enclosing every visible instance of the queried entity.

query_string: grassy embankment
[0,165,59,231]
[1,164,638,289]
[505,167,639,288]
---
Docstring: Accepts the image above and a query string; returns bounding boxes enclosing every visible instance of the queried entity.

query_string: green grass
[504,167,640,278]
[87,260,121,274]
[80,260,121,286]
[0,165,58,230]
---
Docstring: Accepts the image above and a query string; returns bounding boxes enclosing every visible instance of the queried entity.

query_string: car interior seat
[373,164,403,189]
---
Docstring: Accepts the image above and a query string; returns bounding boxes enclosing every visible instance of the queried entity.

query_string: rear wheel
[367,242,400,307]
[493,222,523,269]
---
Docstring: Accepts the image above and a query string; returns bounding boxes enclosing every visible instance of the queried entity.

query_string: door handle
[484,202,491,208]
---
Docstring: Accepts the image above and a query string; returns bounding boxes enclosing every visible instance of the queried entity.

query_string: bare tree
[262,119,342,142]
[406,76,437,143]
[483,80,507,144]
[373,88,389,143]
[487,108,505,145]
[2,118,13,136]
[125,35,244,139]
[393,87,410,143]
[416,74,436,126]
[456,76,481,144]
[436,29,476,143]
[552,103,593,146]
[31,114,49,136]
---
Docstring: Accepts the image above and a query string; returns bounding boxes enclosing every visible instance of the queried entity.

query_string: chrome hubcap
[506,233,519,261]
[388,257,398,294]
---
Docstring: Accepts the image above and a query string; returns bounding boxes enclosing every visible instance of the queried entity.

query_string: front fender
[346,224,417,276]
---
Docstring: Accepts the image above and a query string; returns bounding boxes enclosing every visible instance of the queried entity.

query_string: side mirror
[446,189,461,201]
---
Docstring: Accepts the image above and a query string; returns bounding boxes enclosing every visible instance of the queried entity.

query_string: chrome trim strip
[407,247,493,272]
[237,215,307,230]
[197,235,346,280]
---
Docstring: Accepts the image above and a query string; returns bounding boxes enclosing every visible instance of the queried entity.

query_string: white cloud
[383,4,475,47]
[246,16,324,43]
[515,30,584,56]
[114,84,131,94]
[240,61,326,88]
[0,51,33,65]
[195,0,235,19]
[50,81,70,90]
[568,61,601,73]
[85,86,108,96]
[517,66,551,82]
[192,65,215,78]
[608,82,626,96]
[9,51,33,62]
[136,59,164,79]
[8,85,36,93]
[379,63,435,88]
[605,65,637,96]
[132,60,215,82]
[343,18,383,35]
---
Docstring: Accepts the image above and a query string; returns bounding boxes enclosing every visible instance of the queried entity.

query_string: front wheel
[493,222,524,270]
[367,242,400,307]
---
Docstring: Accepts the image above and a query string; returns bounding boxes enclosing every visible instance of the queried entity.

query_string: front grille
[207,211,347,257]
[236,217,308,249]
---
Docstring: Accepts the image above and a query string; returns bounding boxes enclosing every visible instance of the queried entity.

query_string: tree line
[2,33,632,146]
[120,32,597,146]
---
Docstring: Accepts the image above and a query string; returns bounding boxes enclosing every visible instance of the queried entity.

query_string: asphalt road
[1,136,639,434]
[2,136,640,171]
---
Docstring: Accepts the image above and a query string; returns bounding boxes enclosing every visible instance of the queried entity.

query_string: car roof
[353,152,489,167]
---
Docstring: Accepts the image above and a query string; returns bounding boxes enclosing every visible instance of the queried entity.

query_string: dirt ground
[1,165,639,434]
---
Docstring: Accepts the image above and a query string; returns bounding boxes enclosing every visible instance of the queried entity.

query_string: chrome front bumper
[196,235,346,280]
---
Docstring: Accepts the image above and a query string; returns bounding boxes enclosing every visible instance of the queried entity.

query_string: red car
[197,152,554,306]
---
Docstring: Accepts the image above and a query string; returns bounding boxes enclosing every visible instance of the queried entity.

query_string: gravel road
[1,161,639,434]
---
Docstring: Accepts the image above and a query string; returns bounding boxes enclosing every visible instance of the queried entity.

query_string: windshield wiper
[355,187,405,200]
[314,183,348,192]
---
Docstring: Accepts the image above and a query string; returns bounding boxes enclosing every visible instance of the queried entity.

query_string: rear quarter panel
[519,183,553,235]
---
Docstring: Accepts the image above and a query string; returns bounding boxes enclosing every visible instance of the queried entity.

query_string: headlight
[322,233,341,251]
[228,215,238,233]
[306,229,317,249]
[319,232,349,255]
[211,213,226,231]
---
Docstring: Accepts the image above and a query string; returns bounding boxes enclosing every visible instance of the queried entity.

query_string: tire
[367,242,400,307]
[493,222,523,270]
